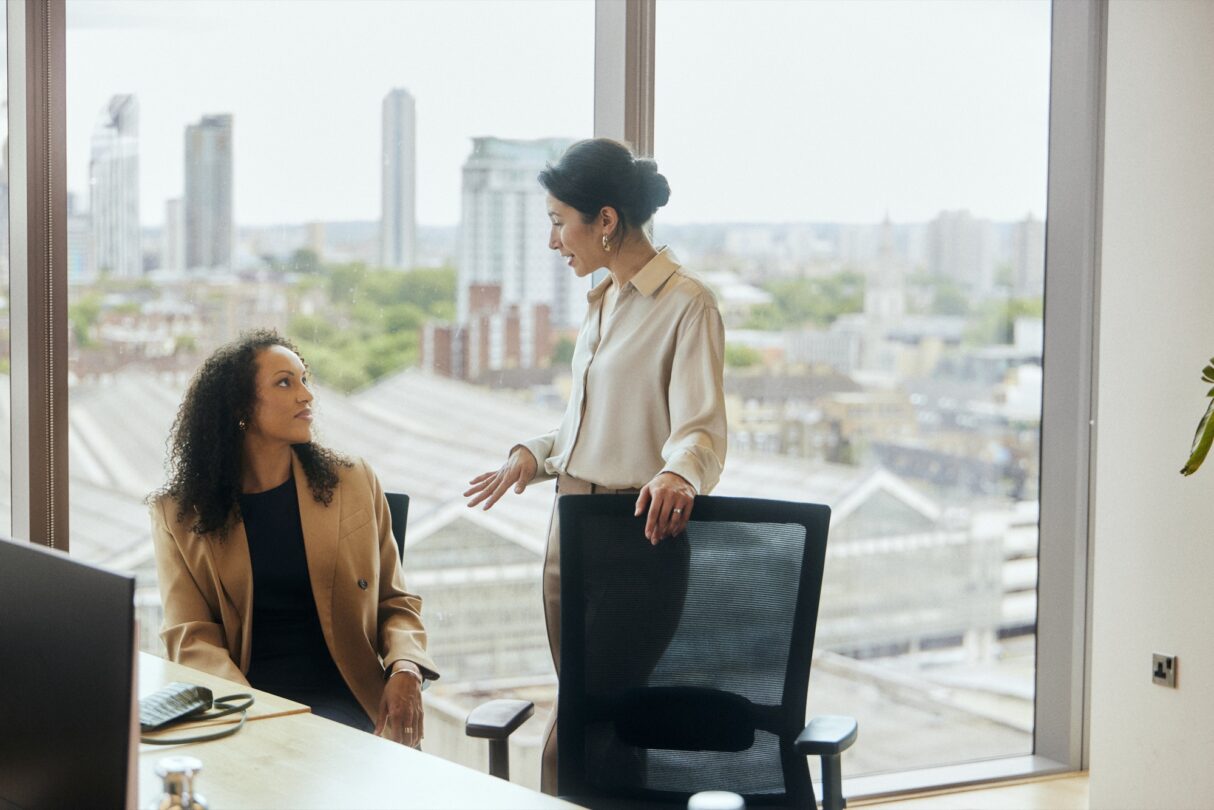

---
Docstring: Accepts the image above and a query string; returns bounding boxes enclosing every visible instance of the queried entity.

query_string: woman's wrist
[386,660,423,682]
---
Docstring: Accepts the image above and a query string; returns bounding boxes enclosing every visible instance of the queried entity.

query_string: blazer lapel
[209,516,253,670]
[295,451,340,642]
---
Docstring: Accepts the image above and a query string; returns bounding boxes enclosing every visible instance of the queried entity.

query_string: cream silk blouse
[519,247,727,494]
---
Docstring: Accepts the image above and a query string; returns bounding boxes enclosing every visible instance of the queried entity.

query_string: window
[655,0,1051,778]
[67,0,592,787]
[32,0,1094,795]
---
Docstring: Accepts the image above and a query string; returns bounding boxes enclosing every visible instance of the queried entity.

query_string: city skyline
[66,0,1049,230]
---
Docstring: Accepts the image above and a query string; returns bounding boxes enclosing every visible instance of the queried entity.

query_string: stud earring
[238,419,247,431]
[602,234,611,252]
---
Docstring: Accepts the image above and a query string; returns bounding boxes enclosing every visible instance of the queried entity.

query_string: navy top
[239,476,371,730]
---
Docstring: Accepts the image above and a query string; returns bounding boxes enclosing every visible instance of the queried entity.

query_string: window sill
[836,755,1072,805]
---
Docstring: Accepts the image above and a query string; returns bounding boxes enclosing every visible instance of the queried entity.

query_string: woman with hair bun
[464,137,727,792]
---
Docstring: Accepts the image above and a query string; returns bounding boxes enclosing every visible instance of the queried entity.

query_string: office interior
[1,0,1212,807]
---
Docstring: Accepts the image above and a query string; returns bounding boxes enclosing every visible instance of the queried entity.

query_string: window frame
[8,0,69,550]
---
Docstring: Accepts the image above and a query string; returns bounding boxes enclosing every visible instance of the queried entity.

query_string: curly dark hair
[153,328,352,537]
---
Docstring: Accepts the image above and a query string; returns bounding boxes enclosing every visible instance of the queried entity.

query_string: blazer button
[358,578,368,590]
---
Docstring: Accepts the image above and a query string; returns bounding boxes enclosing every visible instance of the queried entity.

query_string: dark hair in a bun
[538,138,671,237]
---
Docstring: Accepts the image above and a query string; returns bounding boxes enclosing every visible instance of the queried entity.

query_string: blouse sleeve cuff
[515,440,556,485]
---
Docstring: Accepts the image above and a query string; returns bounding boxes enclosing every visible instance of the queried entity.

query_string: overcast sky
[66,0,1050,228]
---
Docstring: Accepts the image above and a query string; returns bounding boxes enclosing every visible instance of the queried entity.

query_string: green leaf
[1203,364,1214,383]
[1181,398,1214,475]
[1208,385,1214,398]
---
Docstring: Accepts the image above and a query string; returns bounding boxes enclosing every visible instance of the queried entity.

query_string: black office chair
[554,494,857,810]
[384,491,410,563]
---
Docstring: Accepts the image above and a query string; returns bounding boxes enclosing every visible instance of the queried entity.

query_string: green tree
[743,271,865,330]
[69,294,103,348]
[551,336,576,366]
[288,248,323,275]
[288,260,457,392]
[932,282,970,316]
[725,343,763,368]
[965,296,1044,345]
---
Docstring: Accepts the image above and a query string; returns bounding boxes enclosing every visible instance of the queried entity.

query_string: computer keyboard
[139,682,213,731]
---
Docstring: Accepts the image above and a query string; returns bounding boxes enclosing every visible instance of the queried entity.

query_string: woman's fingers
[655,495,677,543]
[481,466,522,510]
[465,471,502,507]
[634,485,651,517]
[640,475,696,543]
[466,470,496,488]
[675,498,694,533]
[409,708,425,748]
[467,449,536,509]
[382,691,424,748]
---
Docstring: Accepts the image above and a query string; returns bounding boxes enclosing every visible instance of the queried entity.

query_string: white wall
[1089,1,1214,807]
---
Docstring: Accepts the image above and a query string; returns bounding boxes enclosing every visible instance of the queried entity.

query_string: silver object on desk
[153,756,208,810]
[687,790,745,810]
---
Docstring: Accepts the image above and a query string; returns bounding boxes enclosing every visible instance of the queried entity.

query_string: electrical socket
[1152,653,1177,688]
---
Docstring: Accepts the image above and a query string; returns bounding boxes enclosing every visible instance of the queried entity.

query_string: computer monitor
[0,536,137,809]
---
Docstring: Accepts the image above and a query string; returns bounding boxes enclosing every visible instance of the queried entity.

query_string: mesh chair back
[385,491,410,562]
[558,494,831,808]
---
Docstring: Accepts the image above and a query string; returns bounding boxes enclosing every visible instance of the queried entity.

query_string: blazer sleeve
[365,461,440,680]
[150,499,249,685]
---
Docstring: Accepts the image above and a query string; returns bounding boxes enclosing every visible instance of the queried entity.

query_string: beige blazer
[150,452,438,720]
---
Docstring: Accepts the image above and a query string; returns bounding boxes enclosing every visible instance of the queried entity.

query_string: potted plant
[1181,356,1214,475]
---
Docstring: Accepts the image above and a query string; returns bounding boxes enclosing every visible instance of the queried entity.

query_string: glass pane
[67,0,593,786]
[655,0,1050,777]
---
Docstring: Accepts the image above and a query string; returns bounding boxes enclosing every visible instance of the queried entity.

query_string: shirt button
[358,578,368,590]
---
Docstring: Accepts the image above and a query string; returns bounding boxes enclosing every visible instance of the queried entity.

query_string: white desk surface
[138,654,575,809]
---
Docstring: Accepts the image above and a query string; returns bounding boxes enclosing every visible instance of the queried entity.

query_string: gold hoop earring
[602,234,611,252]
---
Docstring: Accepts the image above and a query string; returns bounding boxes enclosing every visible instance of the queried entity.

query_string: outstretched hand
[465,446,538,510]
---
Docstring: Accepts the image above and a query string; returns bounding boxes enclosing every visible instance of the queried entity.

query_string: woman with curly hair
[150,329,437,745]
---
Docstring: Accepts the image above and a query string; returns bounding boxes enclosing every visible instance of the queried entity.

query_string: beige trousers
[540,474,640,795]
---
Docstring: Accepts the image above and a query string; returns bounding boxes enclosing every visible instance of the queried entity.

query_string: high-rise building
[184,114,233,270]
[66,192,93,283]
[458,136,582,329]
[1009,213,1046,296]
[163,198,184,273]
[927,209,996,295]
[89,94,140,278]
[380,88,416,270]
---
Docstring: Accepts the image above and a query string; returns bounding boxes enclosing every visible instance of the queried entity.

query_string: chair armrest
[465,699,535,740]
[795,715,858,756]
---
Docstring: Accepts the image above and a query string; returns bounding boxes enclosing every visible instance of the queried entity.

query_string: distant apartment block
[184,114,233,270]
[380,88,417,270]
[927,210,996,295]
[1009,214,1045,296]
[162,198,183,273]
[457,136,584,329]
[421,282,552,383]
[66,192,93,283]
[90,94,141,278]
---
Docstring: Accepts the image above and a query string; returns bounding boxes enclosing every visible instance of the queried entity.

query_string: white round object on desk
[687,790,745,810]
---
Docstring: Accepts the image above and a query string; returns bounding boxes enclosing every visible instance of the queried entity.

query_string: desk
[138,655,574,809]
